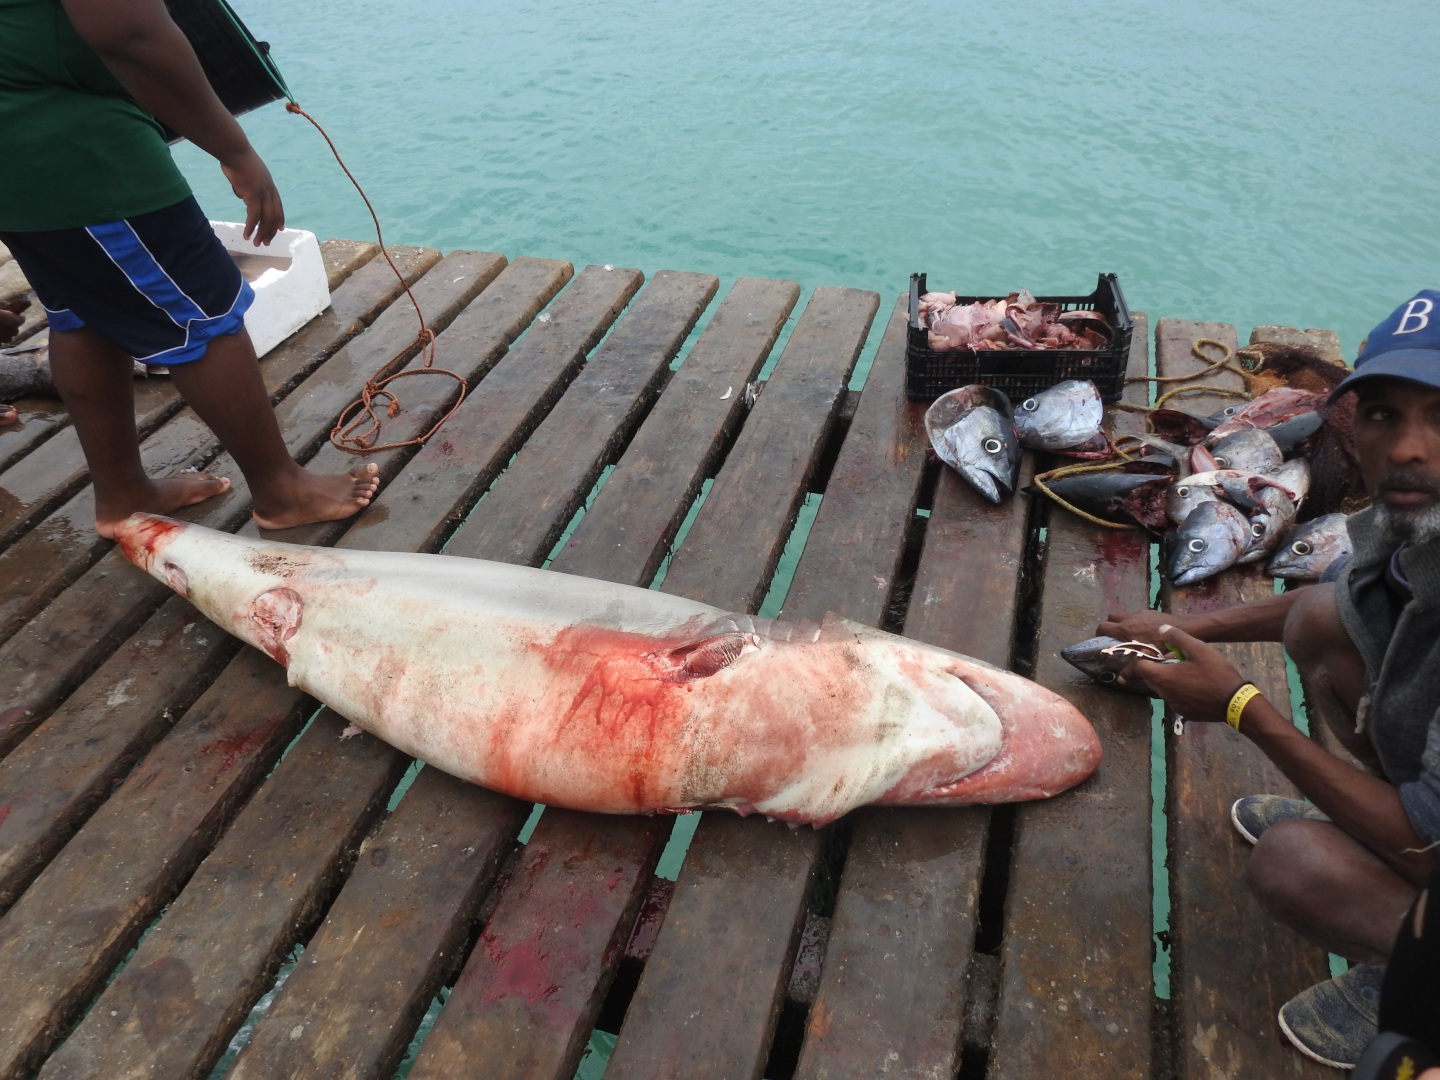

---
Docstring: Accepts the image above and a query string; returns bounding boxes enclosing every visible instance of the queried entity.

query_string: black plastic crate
[905,272,1133,403]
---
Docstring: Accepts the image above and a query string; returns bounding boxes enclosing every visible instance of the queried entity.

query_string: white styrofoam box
[210,222,329,359]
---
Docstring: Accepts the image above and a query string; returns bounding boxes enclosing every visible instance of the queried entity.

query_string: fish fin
[250,587,303,667]
[667,632,756,679]
[1219,478,1262,511]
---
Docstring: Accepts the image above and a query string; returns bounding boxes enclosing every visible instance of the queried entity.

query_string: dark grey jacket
[1335,507,1440,844]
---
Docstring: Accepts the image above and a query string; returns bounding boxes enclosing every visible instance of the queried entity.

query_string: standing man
[0,0,380,535]
[1105,291,1440,1069]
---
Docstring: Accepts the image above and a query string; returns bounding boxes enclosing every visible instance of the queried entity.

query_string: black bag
[161,0,289,142]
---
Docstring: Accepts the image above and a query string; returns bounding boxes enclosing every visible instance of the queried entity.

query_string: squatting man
[1105,291,1440,1069]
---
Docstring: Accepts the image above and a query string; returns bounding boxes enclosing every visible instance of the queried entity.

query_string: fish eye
[1187,538,1206,553]
[1293,540,1312,555]
[983,438,1003,454]
[1224,406,1238,416]
[1100,671,1116,682]
[1250,523,1266,538]
[1176,486,1190,498]
[1214,456,1229,468]
[1022,399,1039,411]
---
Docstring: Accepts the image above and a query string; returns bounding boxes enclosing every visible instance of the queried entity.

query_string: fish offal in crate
[906,272,1133,403]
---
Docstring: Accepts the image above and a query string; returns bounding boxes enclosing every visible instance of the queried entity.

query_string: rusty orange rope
[286,102,468,453]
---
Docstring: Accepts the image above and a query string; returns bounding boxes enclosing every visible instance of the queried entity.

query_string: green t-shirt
[0,0,192,232]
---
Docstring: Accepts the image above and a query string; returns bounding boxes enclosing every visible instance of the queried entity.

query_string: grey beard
[1374,501,1440,545]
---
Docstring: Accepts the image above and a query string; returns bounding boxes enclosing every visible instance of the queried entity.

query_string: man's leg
[1248,818,1418,963]
[1283,583,1379,770]
[48,326,230,536]
[164,328,379,531]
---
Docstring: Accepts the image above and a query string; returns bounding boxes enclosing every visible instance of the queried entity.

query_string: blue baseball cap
[1330,290,1440,401]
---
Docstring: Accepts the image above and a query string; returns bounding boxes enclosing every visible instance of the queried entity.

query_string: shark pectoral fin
[668,632,757,679]
[250,587,303,667]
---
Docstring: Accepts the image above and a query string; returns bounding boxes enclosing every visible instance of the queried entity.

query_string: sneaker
[1231,794,1330,845]
[1278,964,1384,1069]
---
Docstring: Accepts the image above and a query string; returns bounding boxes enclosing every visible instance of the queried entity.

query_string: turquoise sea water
[178,0,1440,356]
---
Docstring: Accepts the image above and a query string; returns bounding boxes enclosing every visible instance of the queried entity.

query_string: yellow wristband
[1227,683,1262,731]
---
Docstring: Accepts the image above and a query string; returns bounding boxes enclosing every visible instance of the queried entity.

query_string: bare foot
[251,463,380,531]
[95,473,232,538]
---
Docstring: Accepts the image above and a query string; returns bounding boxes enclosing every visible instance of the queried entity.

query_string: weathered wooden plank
[35,711,407,1080]
[319,238,383,290]
[0,597,237,912]
[226,769,529,1080]
[794,807,986,1080]
[603,287,878,1080]
[779,295,927,628]
[604,814,820,1080]
[555,277,800,586]
[0,381,67,478]
[343,262,645,557]
[1249,325,1344,365]
[658,286,879,614]
[0,647,314,1080]
[791,353,1030,1078]
[407,811,665,1080]
[1157,318,1331,1080]
[987,313,1155,1080]
[0,244,432,554]
[0,249,489,757]
[441,269,716,565]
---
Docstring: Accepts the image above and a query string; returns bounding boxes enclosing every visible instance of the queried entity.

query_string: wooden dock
[0,241,1344,1079]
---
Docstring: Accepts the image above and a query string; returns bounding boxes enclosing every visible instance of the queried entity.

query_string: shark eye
[1292,540,1312,555]
[1250,522,1266,538]
[1187,538,1206,553]
[1214,456,1229,467]
[1100,671,1117,682]
[1021,399,1039,411]
[983,437,1003,454]
[1176,486,1190,498]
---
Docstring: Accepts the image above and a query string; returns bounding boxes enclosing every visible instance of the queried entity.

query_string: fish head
[1265,514,1353,579]
[925,385,1021,503]
[1168,501,1249,585]
[867,641,1101,806]
[1060,635,1132,685]
[1210,428,1283,473]
[1165,478,1219,526]
[1268,458,1311,504]
[1013,379,1104,452]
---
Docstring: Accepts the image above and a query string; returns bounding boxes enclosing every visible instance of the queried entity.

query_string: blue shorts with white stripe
[0,196,255,366]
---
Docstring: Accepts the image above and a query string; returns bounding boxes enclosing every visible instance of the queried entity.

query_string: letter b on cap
[1396,298,1434,335]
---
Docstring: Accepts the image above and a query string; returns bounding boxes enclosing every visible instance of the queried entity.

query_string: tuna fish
[1266,513,1353,580]
[1013,379,1107,455]
[925,385,1023,504]
[1167,500,1250,585]
[112,514,1102,824]
[1060,636,1165,694]
[1210,428,1283,474]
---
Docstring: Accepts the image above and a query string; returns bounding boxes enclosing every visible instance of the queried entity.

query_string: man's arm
[1099,587,1305,645]
[59,0,283,245]
[1128,624,1436,884]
